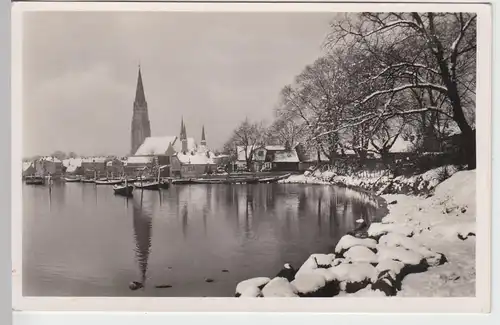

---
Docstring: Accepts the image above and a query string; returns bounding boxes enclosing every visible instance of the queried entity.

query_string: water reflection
[23,182,382,297]
[132,193,153,287]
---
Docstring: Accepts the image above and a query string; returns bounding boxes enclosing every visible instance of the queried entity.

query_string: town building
[34,157,63,178]
[62,158,84,175]
[236,145,301,172]
[22,161,36,178]
[81,157,108,179]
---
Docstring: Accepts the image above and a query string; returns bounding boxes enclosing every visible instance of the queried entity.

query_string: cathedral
[130,66,207,156]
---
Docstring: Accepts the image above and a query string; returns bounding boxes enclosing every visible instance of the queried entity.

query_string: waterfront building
[34,157,63,178]
[62,158,83,175]
[235,145,300,172]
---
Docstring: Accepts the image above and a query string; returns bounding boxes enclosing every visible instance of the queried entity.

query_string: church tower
[130,66,151,155]
[201,125,207,146]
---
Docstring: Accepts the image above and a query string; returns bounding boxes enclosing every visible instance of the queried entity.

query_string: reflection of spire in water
[244,189,253,237]
[317,193,322,233]
[181,203,188,239]
[132,194,153,286]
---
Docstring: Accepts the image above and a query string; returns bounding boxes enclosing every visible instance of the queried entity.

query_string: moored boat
[95,179,124,185]
[25,175,45,185]
[258,173,291,183]
[64,176,81,182]
[159,179,170,189]
[113,184,134,197]
[134,181,160,190]
[172,179,194,185]
[81,178,95,183]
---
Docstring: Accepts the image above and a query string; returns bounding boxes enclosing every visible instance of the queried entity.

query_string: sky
[22,11,334,157]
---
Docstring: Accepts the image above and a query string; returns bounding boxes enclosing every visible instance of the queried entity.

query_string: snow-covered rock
[239,286,263,297]
[334,234,377,255]
[330,262,377,293]
[291,273,327,296]
[235,277,270,297]
[376,245,424,266]
[376,259,405,279]
[310,268,338,282]
[378,233,446,266]
[295,254,334,277]
[368,222,415,238]
[261,277,299,297]
[343,246,378,264]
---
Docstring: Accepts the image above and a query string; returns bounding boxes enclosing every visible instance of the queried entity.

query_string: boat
[113,184,134,197]
[95,179,124,185]
[134,181,160,190]
[258,173,292,183]
[64,176,81,182]
[159,179,170,189]
[81,178,95,183]
[25,175,45,185]
[172,178,194,185]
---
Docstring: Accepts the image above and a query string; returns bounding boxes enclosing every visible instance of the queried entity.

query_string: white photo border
[10,0,492,313]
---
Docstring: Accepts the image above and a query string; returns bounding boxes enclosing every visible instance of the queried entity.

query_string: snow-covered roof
[125,156,154,165]
[23,162,34,172]
[298,147,329,162]
[81,157,108,164]
[273,149,299,163]
[135,136,177,156]
[39,156,62,163]
[176,152,215,165]
[388,137,413,153]
[265,145,286,151]
[63,158,83,168]
[236,145,256,161]
[66,164,81,173]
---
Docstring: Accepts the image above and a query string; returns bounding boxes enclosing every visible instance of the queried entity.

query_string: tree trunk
[427,13,476,169]
[462,129,476,169]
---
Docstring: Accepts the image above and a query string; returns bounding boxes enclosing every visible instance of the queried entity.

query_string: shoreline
[235,169,476,298]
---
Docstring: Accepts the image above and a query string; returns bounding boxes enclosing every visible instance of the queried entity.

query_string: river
[22,182,380,297]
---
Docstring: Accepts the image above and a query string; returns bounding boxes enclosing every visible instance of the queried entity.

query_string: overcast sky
[23,11,333,157]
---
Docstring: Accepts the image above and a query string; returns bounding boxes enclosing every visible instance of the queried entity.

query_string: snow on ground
[376,245,424,266]
[368,223,415,238]
[378,170,476,296]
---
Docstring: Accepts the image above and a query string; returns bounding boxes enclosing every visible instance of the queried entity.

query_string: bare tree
[325,12,476,168]
[225,118,266,171]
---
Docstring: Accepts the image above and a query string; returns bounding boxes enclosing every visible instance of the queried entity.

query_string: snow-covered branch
[357,83,448,105]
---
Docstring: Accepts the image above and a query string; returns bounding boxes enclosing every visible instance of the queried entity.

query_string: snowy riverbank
[235,168,476,297]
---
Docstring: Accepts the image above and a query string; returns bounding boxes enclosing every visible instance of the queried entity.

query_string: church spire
[130,65,151,155]
[135,65,146,105]
[201,125,206,146]
[180,116,187,140]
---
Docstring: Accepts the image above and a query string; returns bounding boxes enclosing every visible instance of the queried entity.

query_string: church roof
[172,137,197,153]
[176,152,216,165]
[134,136,177,155]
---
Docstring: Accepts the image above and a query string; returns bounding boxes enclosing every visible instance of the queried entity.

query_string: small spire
[201,125,206,145]
[180,116,186,139]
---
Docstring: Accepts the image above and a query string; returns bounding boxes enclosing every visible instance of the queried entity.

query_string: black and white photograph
[11,1,492,312]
